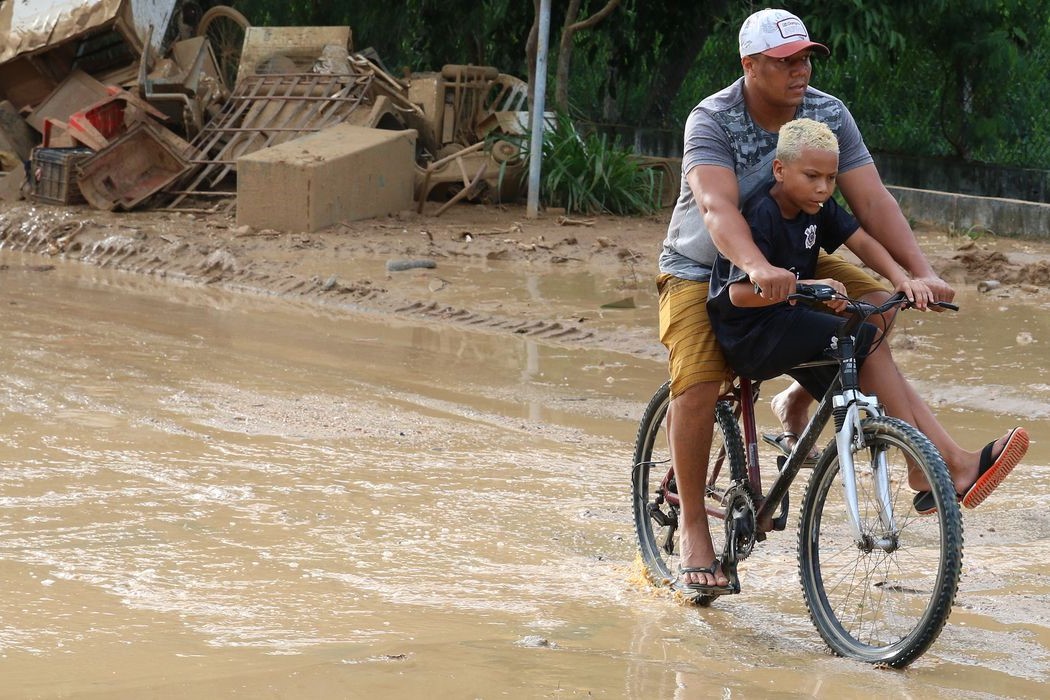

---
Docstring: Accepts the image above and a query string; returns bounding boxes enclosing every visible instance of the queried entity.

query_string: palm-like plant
[506,114,664,215]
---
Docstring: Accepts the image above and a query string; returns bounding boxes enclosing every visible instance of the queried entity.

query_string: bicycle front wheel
[798,416,963,667]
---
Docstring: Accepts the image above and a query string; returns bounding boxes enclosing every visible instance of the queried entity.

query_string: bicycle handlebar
[790,283,960,313]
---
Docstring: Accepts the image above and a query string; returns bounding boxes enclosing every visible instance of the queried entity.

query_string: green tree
[552,0,621,113]
[799,0,1033,160]
[225,0,1048,167]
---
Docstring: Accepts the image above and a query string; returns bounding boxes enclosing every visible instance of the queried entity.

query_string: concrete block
[236,124,417,232]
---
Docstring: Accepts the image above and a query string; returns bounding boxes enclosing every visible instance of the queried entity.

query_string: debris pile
[0,1,534,230]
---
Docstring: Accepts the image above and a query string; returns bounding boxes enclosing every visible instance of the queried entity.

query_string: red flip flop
[961,427,1029,509]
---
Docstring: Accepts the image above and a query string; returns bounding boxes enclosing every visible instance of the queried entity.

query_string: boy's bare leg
[893,377,1017,494]
[858,342,1016,492]
[668,380,729,588]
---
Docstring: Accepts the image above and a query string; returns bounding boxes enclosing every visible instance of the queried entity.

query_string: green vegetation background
[227,1,1048,170]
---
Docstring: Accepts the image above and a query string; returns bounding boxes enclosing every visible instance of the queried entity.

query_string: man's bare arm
[837,164,955,301]
[688,164,797,301]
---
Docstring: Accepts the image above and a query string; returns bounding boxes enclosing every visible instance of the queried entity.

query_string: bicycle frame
[704,373,835,534]
[706,321,902,549]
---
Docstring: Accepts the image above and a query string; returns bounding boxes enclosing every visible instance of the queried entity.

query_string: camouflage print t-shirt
[659,77,873,280]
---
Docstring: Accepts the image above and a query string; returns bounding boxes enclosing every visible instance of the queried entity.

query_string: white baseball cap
[738,8,830,58]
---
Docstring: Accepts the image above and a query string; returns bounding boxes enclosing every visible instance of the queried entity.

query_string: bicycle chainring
[722,482,757,564]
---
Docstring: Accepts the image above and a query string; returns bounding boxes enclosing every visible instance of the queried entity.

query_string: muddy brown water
[0,250,1048,699]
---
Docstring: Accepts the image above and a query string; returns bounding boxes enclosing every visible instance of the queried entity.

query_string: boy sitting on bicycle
[707,117,1027,516]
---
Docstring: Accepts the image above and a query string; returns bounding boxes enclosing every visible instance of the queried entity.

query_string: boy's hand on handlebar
[802,278,847,311]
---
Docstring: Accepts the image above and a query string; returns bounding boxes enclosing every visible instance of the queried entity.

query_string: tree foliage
[797,0,1033,160]
[225,0,1047,166]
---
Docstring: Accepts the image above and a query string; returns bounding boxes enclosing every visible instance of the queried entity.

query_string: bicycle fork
[834,390,899,552]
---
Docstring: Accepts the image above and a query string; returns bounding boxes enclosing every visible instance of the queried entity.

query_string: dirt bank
[1,201,1047,360]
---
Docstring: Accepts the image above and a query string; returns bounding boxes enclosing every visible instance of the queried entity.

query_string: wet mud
[0,203,1048,697]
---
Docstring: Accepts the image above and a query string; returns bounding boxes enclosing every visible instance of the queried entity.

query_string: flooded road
[1,251,1048,698]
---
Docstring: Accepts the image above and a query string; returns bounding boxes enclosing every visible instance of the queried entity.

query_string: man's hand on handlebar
[914,275,955,309]
[748,264,798,303]
[894,278,934,311]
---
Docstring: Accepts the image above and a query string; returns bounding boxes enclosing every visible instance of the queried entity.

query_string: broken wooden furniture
[0,0,179,112]
[415,139,524,215]
[235,25,351,86]
[53,87,169,150]
[407,66,530,211]
[164,52,421,211]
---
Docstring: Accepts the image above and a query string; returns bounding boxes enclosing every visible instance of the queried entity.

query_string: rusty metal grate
[164,71,375,209]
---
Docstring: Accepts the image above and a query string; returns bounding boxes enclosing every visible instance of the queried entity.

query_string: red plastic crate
[80,99,125,139]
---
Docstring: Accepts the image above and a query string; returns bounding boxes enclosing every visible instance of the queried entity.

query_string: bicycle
[632,284,964,667]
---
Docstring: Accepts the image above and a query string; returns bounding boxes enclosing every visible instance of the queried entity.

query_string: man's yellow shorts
[657,253,889,398]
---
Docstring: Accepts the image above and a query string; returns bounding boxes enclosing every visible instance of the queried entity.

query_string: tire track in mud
[0,207,667,362]
[392,300,596,341]
[11,206,1042,365]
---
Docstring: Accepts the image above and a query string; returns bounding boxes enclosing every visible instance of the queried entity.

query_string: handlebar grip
[792,283,838,301]
[897,296,959,311]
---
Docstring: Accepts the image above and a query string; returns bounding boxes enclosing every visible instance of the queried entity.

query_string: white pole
[526,0,551,219]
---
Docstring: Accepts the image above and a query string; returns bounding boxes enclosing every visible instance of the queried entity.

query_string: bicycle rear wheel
[632,381,744,594]
[797,416,963,667]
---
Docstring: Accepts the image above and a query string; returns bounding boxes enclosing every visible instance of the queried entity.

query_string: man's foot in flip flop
[914,427,1029,514]
[912,490,960,515]
[679,559,734,595]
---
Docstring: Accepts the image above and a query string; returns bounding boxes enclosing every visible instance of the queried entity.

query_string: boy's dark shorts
[657,253,889,397]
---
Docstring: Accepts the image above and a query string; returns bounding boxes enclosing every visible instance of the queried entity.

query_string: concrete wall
[654,157,1050,241]
[874,152,1050,205]
[888,186,1050,241]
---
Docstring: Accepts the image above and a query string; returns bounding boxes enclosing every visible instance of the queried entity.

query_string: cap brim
[761,40,830,58]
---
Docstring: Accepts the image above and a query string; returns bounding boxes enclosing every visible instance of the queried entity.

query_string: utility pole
[526,0,551,219]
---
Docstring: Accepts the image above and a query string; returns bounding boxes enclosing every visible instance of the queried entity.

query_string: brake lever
[789,283,838,302]
[902,299,960,311]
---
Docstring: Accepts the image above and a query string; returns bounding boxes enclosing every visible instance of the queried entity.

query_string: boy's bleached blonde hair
[776,118,839,162]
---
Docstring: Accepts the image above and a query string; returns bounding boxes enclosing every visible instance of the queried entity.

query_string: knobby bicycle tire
[632,381,745,593]
[797,416,963,667]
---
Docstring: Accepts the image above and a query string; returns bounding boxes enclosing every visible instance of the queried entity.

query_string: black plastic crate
[30,147,94,205]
